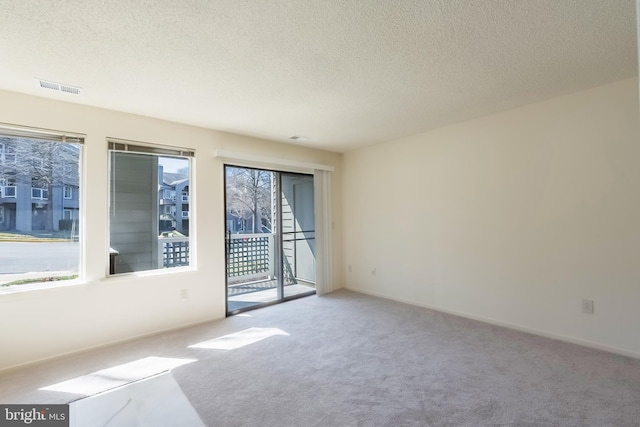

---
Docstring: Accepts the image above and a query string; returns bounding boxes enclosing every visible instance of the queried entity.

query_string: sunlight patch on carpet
[189,327,289,350]
[69,372,204,427]
[40,357,197,396]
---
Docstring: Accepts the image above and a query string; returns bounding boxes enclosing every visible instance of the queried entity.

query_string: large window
[0,124,83,290]
[108,139,193,275]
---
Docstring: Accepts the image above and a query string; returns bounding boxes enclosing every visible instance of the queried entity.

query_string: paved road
[0,242,79,274]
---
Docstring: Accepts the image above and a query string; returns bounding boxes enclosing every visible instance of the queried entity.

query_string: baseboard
[346,286,640,360]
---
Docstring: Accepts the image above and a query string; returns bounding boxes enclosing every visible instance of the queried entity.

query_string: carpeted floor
[2,290,640,426]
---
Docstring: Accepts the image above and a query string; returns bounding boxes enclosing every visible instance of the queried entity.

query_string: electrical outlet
[582,299,594,314]
[180,289,189,301]
[371,268,377,276]
[348,264,352,273]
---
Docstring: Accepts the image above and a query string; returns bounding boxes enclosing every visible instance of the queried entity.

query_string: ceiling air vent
[289,135,311,142]
[35,78,82,95]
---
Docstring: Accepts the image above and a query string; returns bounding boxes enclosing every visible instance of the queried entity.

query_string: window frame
[0,122,84,292]
[107,138,195,276]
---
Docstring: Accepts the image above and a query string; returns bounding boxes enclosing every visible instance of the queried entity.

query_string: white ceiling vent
[35,78,82,95]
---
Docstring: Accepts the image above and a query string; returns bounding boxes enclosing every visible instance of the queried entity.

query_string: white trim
[347,287,640,360]
[214,149,334,173]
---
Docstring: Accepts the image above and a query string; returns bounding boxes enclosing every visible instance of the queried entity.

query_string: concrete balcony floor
[227,279,315,312]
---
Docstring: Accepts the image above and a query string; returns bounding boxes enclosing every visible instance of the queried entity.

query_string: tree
[11,138,79,232]
[226,167,272,233]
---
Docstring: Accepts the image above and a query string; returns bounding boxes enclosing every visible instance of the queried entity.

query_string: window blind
[108,137,194,157]
[0,122,85,144]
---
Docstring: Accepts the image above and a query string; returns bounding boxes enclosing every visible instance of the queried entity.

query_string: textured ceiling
[0,1,637,152]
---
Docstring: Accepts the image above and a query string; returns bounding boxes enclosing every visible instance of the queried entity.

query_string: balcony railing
[158,237,189,268]
[226,233,275,283]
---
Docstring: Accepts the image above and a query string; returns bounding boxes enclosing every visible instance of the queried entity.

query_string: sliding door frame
[216,150,334,311]
[224,164,317,316]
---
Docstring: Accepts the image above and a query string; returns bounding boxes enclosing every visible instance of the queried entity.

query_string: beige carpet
[1,290,639,426]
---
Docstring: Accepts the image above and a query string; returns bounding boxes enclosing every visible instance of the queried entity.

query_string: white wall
[343,78,640,357]
[0,90,342,371]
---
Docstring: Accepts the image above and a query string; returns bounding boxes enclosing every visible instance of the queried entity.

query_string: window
[31,188,49,200]
[0,124,83,291]
[0,143,16,164]
[2,186,16,198]
[64,185,72,199]
[182,191,189,202]
[63,209,72,220]
[108,139,193,274]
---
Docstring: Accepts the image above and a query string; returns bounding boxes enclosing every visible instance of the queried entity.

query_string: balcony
[226,233,315,309]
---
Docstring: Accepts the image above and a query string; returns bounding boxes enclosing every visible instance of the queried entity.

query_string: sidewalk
[0,271,76,287]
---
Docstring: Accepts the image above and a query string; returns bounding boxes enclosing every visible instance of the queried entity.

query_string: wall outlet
[180,289,189,301]
[371,268,377,276]
[348,264,352,273]
[582,298,594,314]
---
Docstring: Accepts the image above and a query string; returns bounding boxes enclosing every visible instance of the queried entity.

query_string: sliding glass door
[225,166,315,314]
[281,174,316,298]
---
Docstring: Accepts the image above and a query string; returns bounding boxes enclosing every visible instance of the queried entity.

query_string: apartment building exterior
[158,165,190,235]
[0,137,80,233]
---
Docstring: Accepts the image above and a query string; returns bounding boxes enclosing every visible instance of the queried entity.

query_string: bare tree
[11,138,79,232]
[226,167,272,233]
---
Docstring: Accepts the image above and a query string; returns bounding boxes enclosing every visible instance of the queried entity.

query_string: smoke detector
[35,78,82,95]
